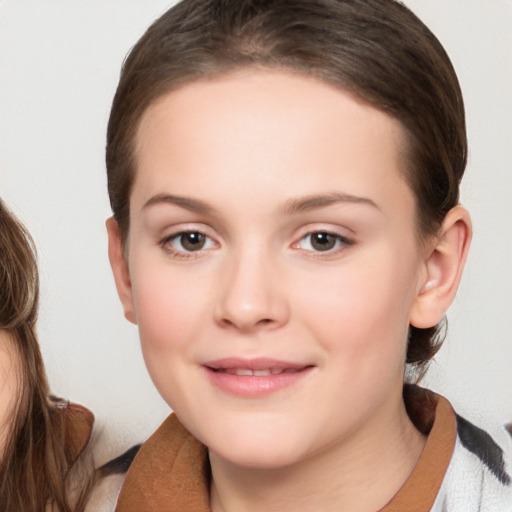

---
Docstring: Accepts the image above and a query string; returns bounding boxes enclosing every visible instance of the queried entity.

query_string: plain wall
[1,0,511,462]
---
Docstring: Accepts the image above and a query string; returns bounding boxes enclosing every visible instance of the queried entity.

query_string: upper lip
[203,357,311,372]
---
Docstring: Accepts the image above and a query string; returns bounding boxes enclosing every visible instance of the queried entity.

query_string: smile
[214,367,303,376]
[203,358,313,397]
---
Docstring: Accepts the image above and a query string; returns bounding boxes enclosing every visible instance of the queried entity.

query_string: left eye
[296,232,350,252]
[167,231,216,252]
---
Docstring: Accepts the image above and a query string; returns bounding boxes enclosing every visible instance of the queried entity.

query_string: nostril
[218,316,275,330]
[220,318,235,328]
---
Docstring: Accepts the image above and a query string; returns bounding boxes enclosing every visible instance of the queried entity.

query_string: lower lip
[204,367,313,397]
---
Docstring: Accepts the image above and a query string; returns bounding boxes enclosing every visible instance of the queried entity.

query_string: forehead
[132,70,413,218]
[136,69,406,152]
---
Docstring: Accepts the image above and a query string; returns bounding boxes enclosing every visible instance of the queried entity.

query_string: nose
[214,247,290,333]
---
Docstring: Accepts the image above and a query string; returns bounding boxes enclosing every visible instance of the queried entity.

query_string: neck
[209,394,426,512]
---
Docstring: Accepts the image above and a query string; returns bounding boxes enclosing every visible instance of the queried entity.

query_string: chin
[211,440,304,470]
[198,417,309,470]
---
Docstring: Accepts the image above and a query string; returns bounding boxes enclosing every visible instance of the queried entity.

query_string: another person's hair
[0,199,93,512]
[106,0,467,377]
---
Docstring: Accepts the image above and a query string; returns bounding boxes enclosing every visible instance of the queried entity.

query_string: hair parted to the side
[106,0,467,378]
[0,199,94,512]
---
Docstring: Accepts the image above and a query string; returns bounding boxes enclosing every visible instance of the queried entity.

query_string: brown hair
[106,0,467,377]
[0,199,93,512]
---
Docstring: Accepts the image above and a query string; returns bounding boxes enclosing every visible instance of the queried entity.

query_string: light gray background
[1,1,511,462]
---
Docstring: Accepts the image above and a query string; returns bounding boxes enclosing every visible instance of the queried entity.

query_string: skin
[108,70,471,512]
[0,330,20,456]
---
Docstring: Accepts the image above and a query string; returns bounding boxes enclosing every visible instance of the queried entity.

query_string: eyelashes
[159,229,355,260]
[160,231,217,258]
[294,231,354,253]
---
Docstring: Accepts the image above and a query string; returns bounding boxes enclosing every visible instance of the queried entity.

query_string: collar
[115,387,456,511]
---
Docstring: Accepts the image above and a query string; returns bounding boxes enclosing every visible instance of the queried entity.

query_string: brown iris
[180,232,206,251]
[310,232,337,251]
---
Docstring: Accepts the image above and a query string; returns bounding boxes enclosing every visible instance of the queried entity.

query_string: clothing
[86,445,143,512]
[433,415,512,511]
[62,401,94,463]
[114,387,512,511]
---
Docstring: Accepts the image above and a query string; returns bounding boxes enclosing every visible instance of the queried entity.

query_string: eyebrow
[281,192,379,214]
[142,191,379,216]
[142,194,213,214]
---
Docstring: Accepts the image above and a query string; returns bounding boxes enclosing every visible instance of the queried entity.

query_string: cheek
[296,251,417,360]
[130,269,206,407]
[0,342,21,452]
[130,262,208,353]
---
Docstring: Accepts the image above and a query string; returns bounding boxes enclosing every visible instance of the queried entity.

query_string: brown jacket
[115,388,457,511]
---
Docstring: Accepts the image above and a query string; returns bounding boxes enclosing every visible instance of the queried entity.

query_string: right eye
[163,231,216,254]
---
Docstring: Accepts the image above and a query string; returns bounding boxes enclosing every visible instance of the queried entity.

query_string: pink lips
[203,358,313,397]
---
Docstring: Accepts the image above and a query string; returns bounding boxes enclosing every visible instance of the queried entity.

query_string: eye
[164,231,216,253]
[296,231,353,253]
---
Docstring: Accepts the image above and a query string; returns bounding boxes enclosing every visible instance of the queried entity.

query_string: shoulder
[455,414,512,486]
[61,401,95,463]
[60,402,141,511]
[403,386,512,511]
[85,445,141,512]
[434,411,512,512]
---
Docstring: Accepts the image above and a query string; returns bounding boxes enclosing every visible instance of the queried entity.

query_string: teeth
[220,368,292,376]
[234,369,253,376]
[253,369,271,376]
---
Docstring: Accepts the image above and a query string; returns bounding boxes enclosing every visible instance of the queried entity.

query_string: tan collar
[116,414,209,510]
[116,388,456,511]
[379,388,456,510]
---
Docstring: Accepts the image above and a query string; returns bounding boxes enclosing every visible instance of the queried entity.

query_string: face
[115,70,431,469]
[0,330,20,455]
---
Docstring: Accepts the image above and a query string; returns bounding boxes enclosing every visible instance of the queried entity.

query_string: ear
[410,205,472,329]
[106,217,137,324]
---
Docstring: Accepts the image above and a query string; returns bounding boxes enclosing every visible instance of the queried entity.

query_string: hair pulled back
[106,0,467,377]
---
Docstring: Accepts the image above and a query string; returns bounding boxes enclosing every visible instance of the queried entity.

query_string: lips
[219,367,302,376]
[203,358,313,397]
[205,357,308,371]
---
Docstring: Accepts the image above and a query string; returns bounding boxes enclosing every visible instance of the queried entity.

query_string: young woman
[0,199,94,511]
[104,0,512,510]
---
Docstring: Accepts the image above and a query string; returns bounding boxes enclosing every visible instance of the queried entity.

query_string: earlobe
[410,205,472,329]
[106,217,137,324]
